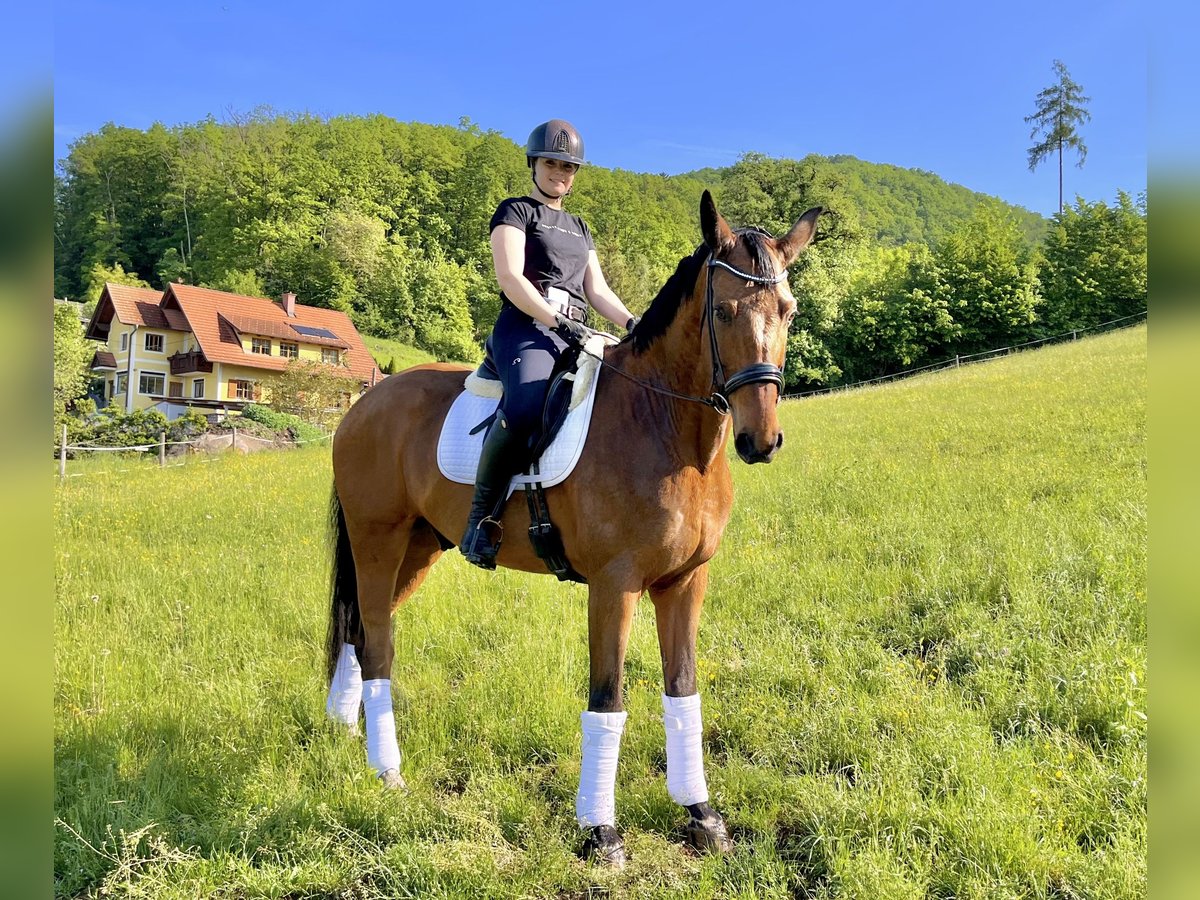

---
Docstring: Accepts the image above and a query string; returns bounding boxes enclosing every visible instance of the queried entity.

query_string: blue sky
[51,0,1150,218]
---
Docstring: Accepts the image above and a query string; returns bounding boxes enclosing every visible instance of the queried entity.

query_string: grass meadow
[54,325,1146,898]
[361,336,456,373]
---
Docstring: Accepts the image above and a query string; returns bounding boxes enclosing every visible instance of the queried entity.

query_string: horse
[325,190,823,865]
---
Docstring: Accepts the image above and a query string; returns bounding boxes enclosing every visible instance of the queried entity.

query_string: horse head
[699,190,822,464]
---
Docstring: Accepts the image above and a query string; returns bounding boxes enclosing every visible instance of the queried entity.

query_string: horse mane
[630,227,777,356]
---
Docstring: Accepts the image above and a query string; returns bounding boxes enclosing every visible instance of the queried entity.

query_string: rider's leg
[460,310,565,569]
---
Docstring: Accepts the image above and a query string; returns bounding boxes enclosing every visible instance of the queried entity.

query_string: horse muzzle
[735,429,783,464]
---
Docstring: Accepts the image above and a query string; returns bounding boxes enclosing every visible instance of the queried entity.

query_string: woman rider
[460,119,638,569]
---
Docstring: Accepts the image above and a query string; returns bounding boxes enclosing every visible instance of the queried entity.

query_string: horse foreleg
[650,563,732,854]
[353,520,412,789]
[577,578,640,867]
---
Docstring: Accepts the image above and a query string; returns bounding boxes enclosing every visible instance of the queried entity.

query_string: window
[145,333,164,352]
[115,373,127,394]
[120,333,128,352]
[251,337,272,355]
[168,382,183,398]
[138,372,166,395]
[279,341,299,359]
[231,380,255,401]
[322,348,340,365]
[192,379,205,399]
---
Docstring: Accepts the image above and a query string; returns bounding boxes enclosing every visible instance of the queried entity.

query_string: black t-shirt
[489,196,595,316]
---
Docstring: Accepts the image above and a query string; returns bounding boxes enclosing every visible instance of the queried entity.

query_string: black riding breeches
[488,304,570,451]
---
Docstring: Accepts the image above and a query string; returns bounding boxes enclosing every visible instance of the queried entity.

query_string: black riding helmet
[525,119,586,167]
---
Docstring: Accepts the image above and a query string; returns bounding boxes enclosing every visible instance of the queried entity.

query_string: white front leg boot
[575,710,628,828]
[326,643,362,730]
[662,693,709,805]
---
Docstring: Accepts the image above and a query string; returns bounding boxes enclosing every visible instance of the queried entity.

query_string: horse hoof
[378,768,407,791]
[686,811,733,854]
[581,824,626,867]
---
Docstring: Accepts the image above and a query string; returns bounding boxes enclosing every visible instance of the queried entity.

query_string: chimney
[280,291,296,317]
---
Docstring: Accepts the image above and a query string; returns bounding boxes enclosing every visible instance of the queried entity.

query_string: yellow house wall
[105,324,191,411]
[237,334,343,366]
[103,322,363,413]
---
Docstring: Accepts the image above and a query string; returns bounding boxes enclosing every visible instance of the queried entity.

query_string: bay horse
[325,190,822,865]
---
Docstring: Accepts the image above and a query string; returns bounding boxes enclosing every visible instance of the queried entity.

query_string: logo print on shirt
[537,222,583,239]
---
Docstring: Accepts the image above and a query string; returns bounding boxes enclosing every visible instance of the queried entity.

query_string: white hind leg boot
[575,710,627,827]
[362,679,402,776]
[326,643,362,729]
[662,693,709,805]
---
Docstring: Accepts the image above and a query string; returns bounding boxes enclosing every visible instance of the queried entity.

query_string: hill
[687,154,1049,248]
[55,324,1145,898]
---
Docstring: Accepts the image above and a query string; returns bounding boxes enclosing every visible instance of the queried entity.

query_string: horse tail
[325,483,360,684]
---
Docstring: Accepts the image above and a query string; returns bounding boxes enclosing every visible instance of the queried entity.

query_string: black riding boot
[460,412,525,570]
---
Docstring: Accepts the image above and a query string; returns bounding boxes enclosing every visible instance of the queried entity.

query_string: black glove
[625,315,641,334]
[553,313,590,348]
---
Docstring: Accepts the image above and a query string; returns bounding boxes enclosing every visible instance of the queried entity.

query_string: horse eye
[715,306,732,323]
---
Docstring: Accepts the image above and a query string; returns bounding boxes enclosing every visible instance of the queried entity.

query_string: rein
[578,254,788,416]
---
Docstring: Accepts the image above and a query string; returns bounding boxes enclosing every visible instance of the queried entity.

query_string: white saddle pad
[436,333,614,493]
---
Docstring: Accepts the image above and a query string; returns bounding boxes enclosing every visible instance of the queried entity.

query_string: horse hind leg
[340,517,414,789]
[327,517,447,789]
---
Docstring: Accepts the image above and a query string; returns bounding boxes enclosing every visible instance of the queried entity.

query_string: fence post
[59,424,67,481]
[955,355,960,367]
[230,421,237,452]
[159,431,166,467]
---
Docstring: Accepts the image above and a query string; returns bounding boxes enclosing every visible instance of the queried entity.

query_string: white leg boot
[326,643,362,731]
[362,679,404,789]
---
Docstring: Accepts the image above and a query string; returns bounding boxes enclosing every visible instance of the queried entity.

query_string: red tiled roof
[91,350,117,370]
[84,283,168,340]
[164,284,380,383]
[105,284,170,327]
[220,312,350,349]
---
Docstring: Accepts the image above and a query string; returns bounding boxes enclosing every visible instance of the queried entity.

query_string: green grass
[361,335,468,373]
[54,325,1146,898]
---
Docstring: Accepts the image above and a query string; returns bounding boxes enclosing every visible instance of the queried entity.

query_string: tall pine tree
[1025,60,1091,215]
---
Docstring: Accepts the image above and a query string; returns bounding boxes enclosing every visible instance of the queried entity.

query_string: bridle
[582,251,787,416]
[701,256,787,415]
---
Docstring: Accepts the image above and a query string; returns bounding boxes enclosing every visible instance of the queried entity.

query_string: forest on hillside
[53,111,1146,389]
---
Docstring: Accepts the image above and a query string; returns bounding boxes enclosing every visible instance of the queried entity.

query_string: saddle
[436,332,617,582]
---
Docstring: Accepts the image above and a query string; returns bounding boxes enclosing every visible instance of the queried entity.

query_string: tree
[268,359,359,429]
[1037,191,1146,334]
[1025,60,1091,215]
[933,204,1041,354]
[53,303,95,438]
[83,261,149,303]
[833,244,957,383]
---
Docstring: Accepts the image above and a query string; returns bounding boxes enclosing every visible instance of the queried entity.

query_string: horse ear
[776,207,824,268]
[700,190,735,253]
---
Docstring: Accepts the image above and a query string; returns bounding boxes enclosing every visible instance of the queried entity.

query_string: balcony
[169,349,213,375]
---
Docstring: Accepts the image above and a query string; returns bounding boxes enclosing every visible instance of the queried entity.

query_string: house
[84,283,383,418]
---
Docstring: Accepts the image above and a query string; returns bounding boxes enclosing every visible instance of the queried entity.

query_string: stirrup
[461,516,504,570]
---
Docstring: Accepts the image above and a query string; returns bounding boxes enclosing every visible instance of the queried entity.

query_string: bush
[59,406,172,457]
[240,403,324,443]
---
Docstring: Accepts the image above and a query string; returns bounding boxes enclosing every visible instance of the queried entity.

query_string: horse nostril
[735,432,753,459]
[776,432,784,450]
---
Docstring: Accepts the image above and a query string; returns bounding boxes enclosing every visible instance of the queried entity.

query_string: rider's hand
[625,316,641,334]
[553,313,590,348]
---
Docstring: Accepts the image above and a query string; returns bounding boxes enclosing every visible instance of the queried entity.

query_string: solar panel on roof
[291,325,340,340]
